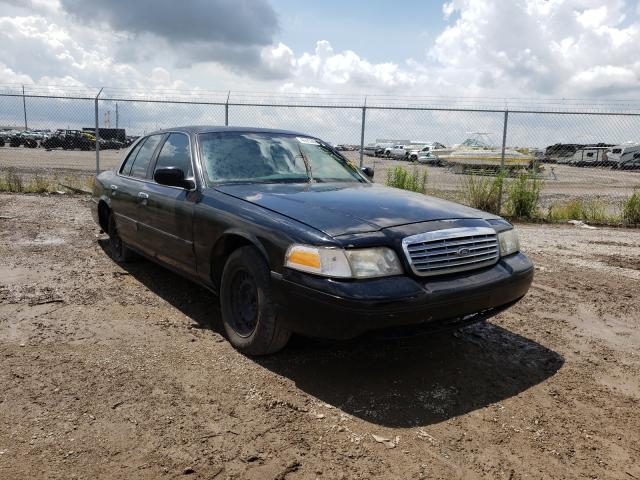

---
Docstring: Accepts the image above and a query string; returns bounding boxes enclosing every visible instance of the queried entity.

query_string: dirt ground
[2,146,640,204]
[1,193,639,480]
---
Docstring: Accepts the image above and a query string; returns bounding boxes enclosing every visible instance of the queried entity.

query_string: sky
[1,0,640,100]
[1,0,640,145]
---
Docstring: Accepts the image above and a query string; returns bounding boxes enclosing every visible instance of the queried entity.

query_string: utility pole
[22,85,28,130]
[115,102,119,129]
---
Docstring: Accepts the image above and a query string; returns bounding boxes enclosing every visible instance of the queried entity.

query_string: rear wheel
[107,212,136,263]
[220,246,291,355]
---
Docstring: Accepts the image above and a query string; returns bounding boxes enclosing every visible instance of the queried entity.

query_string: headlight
[498,229,520,257]
[285,245,403,278]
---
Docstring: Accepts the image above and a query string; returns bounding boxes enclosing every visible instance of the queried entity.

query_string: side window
[129,134,162,179]
[120,138,145,175]
[154,133,192,177]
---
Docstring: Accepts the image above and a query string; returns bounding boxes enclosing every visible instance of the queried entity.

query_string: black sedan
[92,126,533,355]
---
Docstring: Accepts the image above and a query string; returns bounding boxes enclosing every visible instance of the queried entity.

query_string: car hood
[215,182,497,237]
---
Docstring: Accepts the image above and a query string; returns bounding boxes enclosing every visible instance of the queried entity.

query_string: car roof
[147,125,312,137]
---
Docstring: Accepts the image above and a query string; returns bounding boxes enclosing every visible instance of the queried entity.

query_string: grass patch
[622,190,640,225]
[0,168,24,192]
[547,197,612,223]
[505,174,543,219]
[24,174,51,193]
[386,165,428,194]
[0,169,95,194]
[462,171,504,214]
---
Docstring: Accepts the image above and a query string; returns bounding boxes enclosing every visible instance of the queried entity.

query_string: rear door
[112,134,164,253]
[139,132,197,273]
[109,138,145,244]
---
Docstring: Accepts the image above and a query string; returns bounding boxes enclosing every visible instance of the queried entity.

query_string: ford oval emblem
[457,247,470,256]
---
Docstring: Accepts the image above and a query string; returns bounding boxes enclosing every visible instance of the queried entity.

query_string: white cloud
[0,62,33,84]
[426,0,640,98]
[442,1,456,20]
[260,42,295,78]
[0,0,639,103]
[280,41,421,93]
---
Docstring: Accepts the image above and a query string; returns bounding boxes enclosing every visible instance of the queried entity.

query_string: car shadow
[260,324,564,428]
[101,240,564,428]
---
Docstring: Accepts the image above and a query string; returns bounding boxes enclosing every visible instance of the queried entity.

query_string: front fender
[214,229,270,262]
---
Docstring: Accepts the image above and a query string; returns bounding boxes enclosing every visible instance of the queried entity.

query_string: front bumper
[271,252,534,339]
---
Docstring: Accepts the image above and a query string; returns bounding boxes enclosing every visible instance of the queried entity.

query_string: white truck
[384,144,409,160]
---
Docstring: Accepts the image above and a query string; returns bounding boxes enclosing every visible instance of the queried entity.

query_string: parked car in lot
[363,144,385,157]
[415,150,443,166]
[384,144,409,159]
[409,142,451,163]
[92,126,533,355]
[42,129,94,150]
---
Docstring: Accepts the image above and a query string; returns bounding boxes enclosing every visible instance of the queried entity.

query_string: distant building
[376,138,410,145]
[375,139,430,145]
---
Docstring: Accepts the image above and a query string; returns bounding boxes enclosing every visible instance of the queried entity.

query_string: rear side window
[154,133,192,177]
[129,134,163,178]
[120,139,145,175]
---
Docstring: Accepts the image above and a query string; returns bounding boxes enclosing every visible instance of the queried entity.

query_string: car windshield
[199,132,365,184]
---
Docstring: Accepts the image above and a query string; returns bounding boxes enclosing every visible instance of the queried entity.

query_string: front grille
[401,227,499,277]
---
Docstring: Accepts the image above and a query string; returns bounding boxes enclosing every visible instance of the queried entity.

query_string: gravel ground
[1,193,640,479]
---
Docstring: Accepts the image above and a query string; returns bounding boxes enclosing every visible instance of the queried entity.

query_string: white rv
[568,147,610,166]
[607,143,640,169]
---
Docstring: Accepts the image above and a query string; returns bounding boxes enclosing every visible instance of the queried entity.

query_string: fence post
[95,88,103,176]
[359,98,367,168]
[22,85,28,130]
[225,90,230,126]
[498,109,509,212]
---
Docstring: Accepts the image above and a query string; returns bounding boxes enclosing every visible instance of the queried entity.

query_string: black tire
[107,212,136,263]
[220,246,291,355]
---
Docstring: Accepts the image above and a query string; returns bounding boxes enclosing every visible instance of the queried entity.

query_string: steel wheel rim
[229,269,259,337]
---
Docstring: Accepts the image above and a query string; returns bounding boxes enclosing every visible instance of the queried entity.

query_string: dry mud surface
[1,193,640,480]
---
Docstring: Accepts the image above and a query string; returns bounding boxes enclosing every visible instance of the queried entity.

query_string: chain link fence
[1,84,640,221]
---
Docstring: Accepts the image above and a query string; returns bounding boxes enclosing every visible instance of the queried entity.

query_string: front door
[139,132,196,274]
[113,134,164,253]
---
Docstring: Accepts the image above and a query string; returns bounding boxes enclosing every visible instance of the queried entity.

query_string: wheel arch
[210,230,270,290]
[97,196,112,233]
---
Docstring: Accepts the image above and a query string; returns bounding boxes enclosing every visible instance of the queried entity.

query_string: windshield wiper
[296,143,314,184]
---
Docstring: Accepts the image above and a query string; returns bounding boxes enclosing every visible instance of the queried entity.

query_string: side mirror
[154,167,193,189]
[361,167,374,179]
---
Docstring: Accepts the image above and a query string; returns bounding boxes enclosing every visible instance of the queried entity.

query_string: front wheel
[220,246,291,355]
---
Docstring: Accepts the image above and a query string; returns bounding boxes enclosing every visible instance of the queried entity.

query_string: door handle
[138,192,149,200]
[110,184,118,190]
